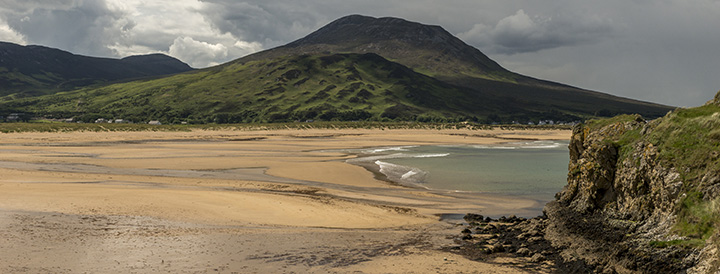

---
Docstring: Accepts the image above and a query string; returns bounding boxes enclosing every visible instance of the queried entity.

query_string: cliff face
[558,115,683,220]
[544,92,720,273]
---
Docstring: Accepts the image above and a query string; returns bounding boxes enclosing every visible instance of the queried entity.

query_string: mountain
[245,15,508,80]
[1,15,673,124]
[243,15,673,119]
[4,53,507,123]
[0,42,194,98]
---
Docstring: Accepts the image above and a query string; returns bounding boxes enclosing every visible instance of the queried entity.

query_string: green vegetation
[0,121,571,134]
[674,192,720,241]
[0,122,191,133]
[648,105,720,182]
[585,114,644,130]
[0,42,192,98]
[1,53,588,124]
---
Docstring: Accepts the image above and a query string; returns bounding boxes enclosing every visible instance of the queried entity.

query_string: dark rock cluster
[451,211,696,273]
[447,214,574,273]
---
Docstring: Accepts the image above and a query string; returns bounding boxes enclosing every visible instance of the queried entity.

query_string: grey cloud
[195,1,616,56]
[2,0,132,57]
[0,0,75,13]
[459,9,615,54]
[197,0,320,48]
[128,30,183,52]
[195,0,496,49]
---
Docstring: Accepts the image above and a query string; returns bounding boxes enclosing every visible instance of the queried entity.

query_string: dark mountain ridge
[0,41,193,98]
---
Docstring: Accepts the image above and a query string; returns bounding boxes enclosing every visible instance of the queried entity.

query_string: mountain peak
[250,15,506,77]
[290,14,444,45]
[327,14,377,24]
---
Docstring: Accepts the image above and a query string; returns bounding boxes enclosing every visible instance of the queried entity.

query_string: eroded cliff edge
[545,91,720,273]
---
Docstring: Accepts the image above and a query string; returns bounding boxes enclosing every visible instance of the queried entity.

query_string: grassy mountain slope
[0,42,193,98]
[6,53,515,123]
[242,15,673,119]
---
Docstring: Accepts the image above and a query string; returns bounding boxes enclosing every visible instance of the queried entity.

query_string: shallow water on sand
[348,140,570,204]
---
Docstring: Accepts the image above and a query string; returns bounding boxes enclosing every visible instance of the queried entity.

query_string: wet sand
[0,128,570,273]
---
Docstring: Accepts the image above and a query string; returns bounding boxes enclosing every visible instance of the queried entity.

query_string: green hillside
[5,53,524,123]
[0,42,193,98]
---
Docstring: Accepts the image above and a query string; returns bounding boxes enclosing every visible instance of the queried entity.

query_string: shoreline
[349,156,553,218]
[0,127,571,273]
[343,141,569,214]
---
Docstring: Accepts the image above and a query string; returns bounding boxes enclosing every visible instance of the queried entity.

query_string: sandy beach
[0,127,570,273]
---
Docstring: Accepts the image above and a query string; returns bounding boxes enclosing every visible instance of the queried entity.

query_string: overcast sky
[1,0,719,107]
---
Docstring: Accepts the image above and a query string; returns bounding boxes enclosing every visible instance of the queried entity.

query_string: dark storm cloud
[197,0,320,47]
[2,0,133,57]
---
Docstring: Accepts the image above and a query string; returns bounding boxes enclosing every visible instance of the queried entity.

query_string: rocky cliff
[544,91,720,273]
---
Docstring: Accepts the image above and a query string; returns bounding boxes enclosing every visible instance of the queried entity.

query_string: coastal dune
[0,127,569,273]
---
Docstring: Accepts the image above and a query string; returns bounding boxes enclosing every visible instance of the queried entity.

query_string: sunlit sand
[0,128,569,273]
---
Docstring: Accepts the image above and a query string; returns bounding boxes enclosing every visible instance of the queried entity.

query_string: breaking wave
[375,160,428,186]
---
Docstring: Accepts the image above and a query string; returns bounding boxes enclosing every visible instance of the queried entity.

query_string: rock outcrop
[708,91,720,106]
[453,94,720,273]
[557,114,684,222]
[545,92,720,273]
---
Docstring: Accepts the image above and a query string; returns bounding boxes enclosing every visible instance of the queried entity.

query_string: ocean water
[347,141,570,203]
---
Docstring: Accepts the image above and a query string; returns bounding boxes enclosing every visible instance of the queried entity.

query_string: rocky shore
[453,209,699,273]
[448,213,563,273]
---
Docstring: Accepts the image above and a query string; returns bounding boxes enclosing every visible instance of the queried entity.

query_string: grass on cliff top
[648,105,720,242]
[647,105,720,183]
[597,105,720,186]
[585,114,644,131]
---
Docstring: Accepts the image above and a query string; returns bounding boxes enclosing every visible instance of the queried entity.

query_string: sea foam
[375,160,427,186]
[364,146,417,154]
[469,140,562,150]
